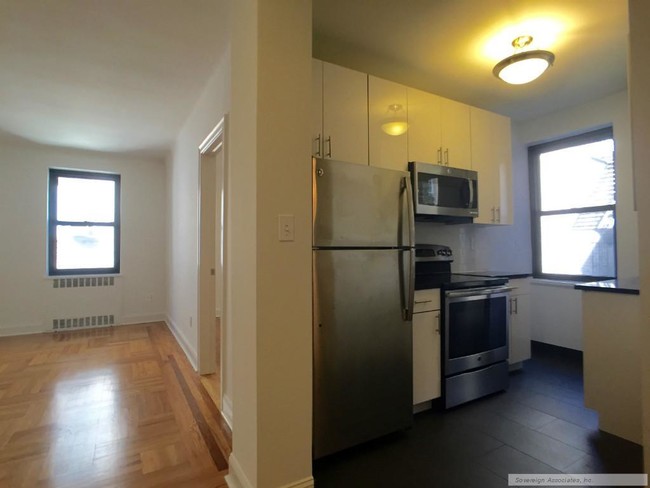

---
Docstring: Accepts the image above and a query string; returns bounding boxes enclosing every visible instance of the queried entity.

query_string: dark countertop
[459,271,533,280]
[574,277,640,295]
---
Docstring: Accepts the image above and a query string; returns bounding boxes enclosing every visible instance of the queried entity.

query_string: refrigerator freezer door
[313,249,413,459]
[313,158,414,248]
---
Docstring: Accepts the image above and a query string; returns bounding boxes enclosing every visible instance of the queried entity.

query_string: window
[529,127,616,281]
[48,169,121,276]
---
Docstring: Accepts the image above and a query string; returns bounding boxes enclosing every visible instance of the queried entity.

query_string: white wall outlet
[278,214,295,242]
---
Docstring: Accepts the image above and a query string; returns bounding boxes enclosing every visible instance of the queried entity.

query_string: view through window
[529,128,616,281]
[48,169,121,275]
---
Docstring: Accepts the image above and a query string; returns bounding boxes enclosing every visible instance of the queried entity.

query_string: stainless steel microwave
[408,161,478,220]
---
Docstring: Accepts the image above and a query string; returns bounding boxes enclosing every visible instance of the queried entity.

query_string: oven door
[444,287,510,376]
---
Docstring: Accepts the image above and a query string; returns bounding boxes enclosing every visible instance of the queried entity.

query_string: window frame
[528,127,617,282]
[48,168,121,276]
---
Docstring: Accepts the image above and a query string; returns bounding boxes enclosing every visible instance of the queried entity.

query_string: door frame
[198,115,228,380]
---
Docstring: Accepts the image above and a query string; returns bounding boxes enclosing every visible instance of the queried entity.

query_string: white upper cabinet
[470,107,513,225]
[320,61,369,165]
[311,59,324,158]
[440,98,472,169]
[406,88,442,165]
[368,76,409,171]
[406,88,471,169]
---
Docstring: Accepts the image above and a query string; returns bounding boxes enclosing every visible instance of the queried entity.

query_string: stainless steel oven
[443,284,511,408]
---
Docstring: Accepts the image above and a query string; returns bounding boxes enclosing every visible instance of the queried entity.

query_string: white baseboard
[120,313,166,325]
[0,324,48,337]
[164,315,198,370]
[280,477,315,488]
[225,453,314,488]
[221,393,233,428]
[225,453,253,488]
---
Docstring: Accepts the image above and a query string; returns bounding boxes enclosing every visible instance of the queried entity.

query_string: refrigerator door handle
[403,176,415,248]
[407,248,415,321]
[401,176,415,322]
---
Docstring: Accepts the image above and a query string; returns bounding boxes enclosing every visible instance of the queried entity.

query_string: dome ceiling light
[493,35,555,85]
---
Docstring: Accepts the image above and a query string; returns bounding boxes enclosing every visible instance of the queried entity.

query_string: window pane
[57,177,115,222]
[539,139,615,211]
[56,226,115,270]
[540,211,615,277]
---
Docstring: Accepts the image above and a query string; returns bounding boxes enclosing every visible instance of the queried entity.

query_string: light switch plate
[278,214,295,242]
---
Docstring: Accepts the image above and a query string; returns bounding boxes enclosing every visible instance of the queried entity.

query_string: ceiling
[313,0,628,121]
[0,1,627,155]
[0,0,230,155]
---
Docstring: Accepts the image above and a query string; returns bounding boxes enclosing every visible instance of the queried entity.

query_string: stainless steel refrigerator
[312,157,415,459]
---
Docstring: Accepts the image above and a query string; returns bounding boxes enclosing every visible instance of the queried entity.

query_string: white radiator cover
[44,276,122,330]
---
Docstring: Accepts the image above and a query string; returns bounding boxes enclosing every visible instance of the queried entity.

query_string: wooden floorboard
[0,322,231,488]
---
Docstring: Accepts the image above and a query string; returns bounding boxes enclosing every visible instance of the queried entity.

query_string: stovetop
[414,272,507,291]
[414,244,507,290]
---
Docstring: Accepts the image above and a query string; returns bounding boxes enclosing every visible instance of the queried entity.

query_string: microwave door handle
[467,178,474,208]
[432,178,439,206]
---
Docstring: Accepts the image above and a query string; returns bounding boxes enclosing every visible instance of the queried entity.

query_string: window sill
[530,278,584,288]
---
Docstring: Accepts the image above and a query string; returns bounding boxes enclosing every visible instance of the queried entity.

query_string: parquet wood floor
[0,322,231,487]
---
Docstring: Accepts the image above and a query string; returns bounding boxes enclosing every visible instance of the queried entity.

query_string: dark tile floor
[313,341,643,487]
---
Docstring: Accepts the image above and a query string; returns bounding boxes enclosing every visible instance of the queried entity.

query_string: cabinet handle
[325,136,332,158]
[314,134,321,157]
[444,148,449,166]
[514,297,518,315]
[437,147,442,165]
[435,313,440,333]
[496,206,501,223]
[491,206,496,223]
[414,299,433,304]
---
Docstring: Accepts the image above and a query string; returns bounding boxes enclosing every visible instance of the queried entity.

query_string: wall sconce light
[381,104,408,136]
[493,35,555,85]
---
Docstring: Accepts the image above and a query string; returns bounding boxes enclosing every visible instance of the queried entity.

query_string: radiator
[44,276,122,331]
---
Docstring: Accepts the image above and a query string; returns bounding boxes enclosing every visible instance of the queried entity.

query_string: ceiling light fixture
[493,35,555,85]
[381,104,408,136]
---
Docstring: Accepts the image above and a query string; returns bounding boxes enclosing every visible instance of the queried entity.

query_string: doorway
[198,117,228,411]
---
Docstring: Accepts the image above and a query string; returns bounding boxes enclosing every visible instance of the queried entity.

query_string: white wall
[166,48,231,373]
[227,1,313,487]
[627,0,650,470]
[0,139,167,334]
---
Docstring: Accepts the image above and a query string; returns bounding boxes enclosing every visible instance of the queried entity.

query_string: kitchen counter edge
[574,278,640,295]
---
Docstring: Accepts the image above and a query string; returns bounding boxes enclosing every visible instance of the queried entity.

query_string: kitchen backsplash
[414,221,531,273]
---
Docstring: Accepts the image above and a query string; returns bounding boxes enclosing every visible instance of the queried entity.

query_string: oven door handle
[445,286,515,298]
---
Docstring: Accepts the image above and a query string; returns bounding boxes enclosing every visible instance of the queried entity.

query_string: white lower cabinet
[412,289,441,405]
[508,278,531,365]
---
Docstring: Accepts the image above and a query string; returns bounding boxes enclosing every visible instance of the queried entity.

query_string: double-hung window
[529,127,616,281]
[48,169,121,276]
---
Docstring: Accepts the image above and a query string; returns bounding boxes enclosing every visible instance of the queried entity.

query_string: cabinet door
[413,310,441,404]
[470,107,512,224]
[312,59,323,157]
[368,76,408,171]
[322,62,368,165]
[440,98,471,169]
[508,287,531,364]
[471,106,498,224]
[407,88,441,165]
[495,114,513,225]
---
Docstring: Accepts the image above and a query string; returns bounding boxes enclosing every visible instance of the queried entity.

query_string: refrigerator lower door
[313,249,413,459]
